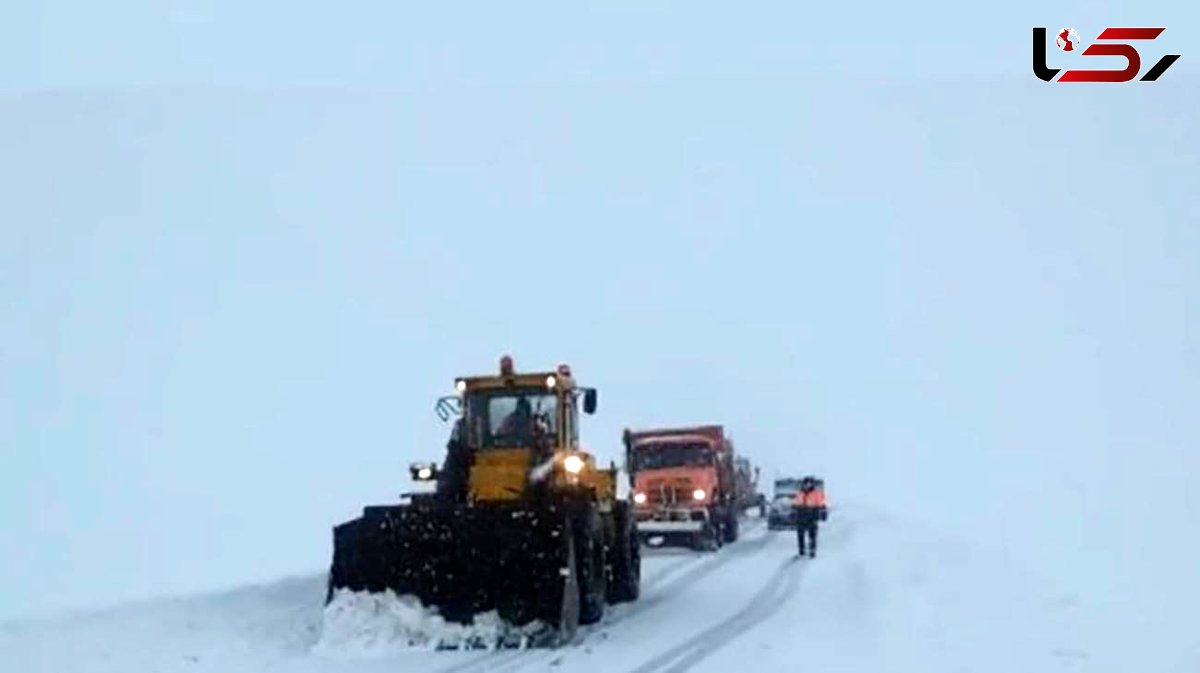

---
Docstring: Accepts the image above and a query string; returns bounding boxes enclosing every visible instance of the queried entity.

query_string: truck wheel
[724,510,740,543]
[607,503,640,603]
[577,510,607,625]
[692,523,720,552]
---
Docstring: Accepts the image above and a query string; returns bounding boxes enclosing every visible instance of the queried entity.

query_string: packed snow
[7,504,1186,673]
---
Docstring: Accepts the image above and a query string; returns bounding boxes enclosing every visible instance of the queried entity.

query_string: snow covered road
[3,505,1122,673]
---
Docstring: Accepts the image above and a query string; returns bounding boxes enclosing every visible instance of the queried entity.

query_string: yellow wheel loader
[326,356,640,646]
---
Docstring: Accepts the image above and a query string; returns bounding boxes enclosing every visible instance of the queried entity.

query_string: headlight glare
[563,455,585,474]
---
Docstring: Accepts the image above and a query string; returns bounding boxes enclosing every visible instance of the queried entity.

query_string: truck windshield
[465,389,558,448]
[633,442,713,470]
[774,479,800,497]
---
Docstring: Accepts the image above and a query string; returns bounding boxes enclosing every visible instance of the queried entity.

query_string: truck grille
[646,485,691,505]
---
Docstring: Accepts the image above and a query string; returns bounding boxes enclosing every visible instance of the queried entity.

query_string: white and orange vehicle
[622,425,746,551]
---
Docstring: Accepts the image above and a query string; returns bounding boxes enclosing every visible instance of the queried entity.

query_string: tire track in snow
[434,647,527,673]
[596,521,772,632]
[625,520,852,673]
[623,552,806,673]
[638,553,701,590]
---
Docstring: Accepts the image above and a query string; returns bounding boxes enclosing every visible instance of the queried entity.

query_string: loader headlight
[545,375,557,389]
[563,455,585,474]
[455,379,467,393]
[692,489,707,501]
[633,492,647,505]
[409,462,439,482]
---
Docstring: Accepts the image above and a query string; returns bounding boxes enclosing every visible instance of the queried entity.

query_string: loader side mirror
[582,388,597,414]
[435,396,462,422]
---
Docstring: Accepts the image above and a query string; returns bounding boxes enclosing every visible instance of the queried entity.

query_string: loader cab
[437,356,608,503]
[470,389,561,451]
[457,384,585,455]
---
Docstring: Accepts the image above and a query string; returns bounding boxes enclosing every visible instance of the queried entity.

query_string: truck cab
[623,425,740,551]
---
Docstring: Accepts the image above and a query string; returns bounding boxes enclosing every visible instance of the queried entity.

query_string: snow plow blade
[327,499,580,646]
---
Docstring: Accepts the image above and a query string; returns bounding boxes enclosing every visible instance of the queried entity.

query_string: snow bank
[313,589,541,657]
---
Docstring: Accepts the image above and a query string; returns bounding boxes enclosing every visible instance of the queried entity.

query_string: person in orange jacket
[791,476,827,558]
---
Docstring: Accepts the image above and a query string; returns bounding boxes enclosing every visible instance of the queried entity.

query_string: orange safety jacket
[792,489,827,508]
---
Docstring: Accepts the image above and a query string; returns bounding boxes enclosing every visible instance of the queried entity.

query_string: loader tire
[577,510,607,625]
[541,518,581,646]
[607,502,641,604]
[724,508,740,544]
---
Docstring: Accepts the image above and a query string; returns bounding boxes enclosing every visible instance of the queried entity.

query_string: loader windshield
[465,389,559,449]
[632,442,714,470]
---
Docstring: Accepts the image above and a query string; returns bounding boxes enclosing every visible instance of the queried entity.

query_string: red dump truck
[622,424,750,551]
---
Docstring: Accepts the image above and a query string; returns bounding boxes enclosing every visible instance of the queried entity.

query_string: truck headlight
[563,455,585,474]
[633,492,647,504]
[692,489,706,501]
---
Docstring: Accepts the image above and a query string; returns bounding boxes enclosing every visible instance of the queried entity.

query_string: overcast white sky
[3,2,1198,90]
[2,3,1197,652]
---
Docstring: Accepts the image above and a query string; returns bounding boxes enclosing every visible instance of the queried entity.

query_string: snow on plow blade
[328,500,580,647]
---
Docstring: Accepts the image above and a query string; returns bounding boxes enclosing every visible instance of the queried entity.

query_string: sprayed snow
[528,458,555,483]
[313,589,541,657]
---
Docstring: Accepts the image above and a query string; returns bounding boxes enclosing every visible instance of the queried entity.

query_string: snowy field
[6,504,1174,673]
